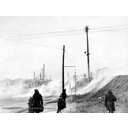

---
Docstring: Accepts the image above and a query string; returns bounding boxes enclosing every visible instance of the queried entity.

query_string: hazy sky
[0,16,128,80]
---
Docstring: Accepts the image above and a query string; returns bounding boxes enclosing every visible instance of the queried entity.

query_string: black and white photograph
[0,16,128,114]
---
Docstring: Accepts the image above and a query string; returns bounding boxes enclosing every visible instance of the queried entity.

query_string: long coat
[58,97,66,110]
[32,92,43,113]
[105,92,116,113]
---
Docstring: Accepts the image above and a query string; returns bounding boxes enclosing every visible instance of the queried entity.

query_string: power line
[1,28,84,35]
[1,24,128,35]
[6,39,62,50]
[47,50,62,66]
[90,25,128,30]
[2,29,84,39]
[4,32,85,40]
[1,25,128,40]
[90,25,128,32]
[65,51,76,66]
[90,28,128,32]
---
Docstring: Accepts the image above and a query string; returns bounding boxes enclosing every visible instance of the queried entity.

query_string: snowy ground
[0,95,77,113]
[0,96,59,113]
[1,67,128,113]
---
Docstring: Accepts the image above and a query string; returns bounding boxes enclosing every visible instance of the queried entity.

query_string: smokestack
[40,73,41,80]
[43,64,45,81]
[45,74,47,80]
[34,72,35,80]
[41,69,43,80]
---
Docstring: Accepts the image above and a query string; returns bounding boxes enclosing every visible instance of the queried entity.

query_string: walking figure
[105,90,116,113]
[28,96,34,113]
[28,89,44,113]
[57,89,67,113]
[60,89,67,102]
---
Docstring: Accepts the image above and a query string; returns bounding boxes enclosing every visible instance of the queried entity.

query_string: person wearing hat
[105,90,116,113]
[32,89,44,113]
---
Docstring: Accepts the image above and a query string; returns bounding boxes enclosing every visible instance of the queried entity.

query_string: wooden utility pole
[67,72,72,95]
[62,45,65,92]
[75,69,77,95]
[43,64,45,81]
[41,69,43,80]
[85,26,91,82]
[33,71,35,80]
[64,66,76,95]
[33,71,36,87]
[40,73,42,80]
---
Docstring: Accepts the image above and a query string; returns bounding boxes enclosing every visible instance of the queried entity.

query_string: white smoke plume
[78,66,128,94]
[2,65,128,98]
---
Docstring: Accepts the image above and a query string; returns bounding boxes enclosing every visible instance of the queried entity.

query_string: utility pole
[43,64,45,81]
[75,69,77,95]
[40,72,42,80]
[41,69,43,80]
[64,65,76,95]
[33,71,35,80]
[67,72,72,96]
[62,45,65,92]
[33,71,36,87]
[85,26,91,82]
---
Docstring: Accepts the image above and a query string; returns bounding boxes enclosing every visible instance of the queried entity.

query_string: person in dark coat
[105,90,116,113]
[57,89,67,113]
[60,89,67,102]
[32,89,44,113]
[57,95,64,113]
[28,96,34,113]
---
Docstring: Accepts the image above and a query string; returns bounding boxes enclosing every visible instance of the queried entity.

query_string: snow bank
[78,66,128,94]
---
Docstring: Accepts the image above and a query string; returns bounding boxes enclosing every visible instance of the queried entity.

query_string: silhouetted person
[57,89,67,113]
[57,95,64,113]
[105,90,116,113]
[60,89,67,102]
[32,89,44,113]
[28,96,34,113]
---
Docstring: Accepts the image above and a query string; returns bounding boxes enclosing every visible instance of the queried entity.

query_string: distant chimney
[45,74,47,80]
[43,64,45,80]
[40,73,41,80]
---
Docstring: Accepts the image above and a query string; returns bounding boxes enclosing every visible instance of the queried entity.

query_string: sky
[0,16,128,80]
